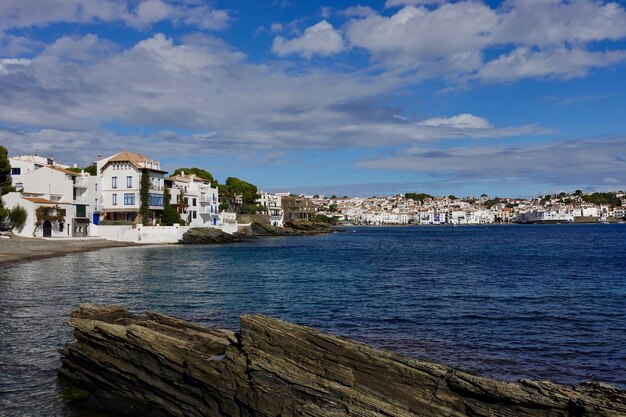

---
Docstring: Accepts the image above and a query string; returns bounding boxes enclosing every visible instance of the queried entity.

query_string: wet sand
[0,236,143,266]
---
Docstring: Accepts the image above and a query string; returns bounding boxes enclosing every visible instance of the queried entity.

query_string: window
[149,193,164,207]
[125,212,134,222]
[112,176,117,188]
[127,176,132,188]
[11,167,21,175]
[59,223,64,232]
[192,198,197,207]
[124,193,135,205]
[112,193,117,205]
[192,211,197,219]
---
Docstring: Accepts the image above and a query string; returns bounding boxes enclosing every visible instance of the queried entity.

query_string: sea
[0,224,625,416]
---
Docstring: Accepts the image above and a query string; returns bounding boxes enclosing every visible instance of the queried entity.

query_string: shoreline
[0,236,148,267]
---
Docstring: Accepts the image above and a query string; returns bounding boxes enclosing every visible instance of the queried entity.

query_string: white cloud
[346,3,497,68]
[346,1,626,81]
[272,20,345,58]
[358,136,626,188]
[493,0,626,46]
[385,0,447,7]
[478,47,626,81]
[343,6,376,17]
[270,22,284,33]
[0,0,229,34]
[0,32,543,164]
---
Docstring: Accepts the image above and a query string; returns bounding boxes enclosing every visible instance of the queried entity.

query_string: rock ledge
[59,305,626,417]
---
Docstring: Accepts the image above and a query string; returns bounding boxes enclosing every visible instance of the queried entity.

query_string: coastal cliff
[59,305,626,417]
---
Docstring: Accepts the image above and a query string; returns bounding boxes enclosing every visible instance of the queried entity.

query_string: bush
[161,206,183,226]
[9,205,27,230]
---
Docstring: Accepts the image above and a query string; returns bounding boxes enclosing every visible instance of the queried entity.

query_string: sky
[1,0,625,198]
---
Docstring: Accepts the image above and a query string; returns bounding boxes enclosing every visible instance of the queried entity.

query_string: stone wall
[59,305,626,417]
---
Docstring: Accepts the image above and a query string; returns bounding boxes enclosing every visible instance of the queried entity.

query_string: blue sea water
[0,224,625,416]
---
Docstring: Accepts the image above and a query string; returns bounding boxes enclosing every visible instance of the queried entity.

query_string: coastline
[0,236,147,267]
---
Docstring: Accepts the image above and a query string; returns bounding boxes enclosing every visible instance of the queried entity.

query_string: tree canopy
[219,177,260,213]
[0,145,13,195]
[172,167,217,187]
[582,192,622,207]
[67,165,97,176]
[405,192,433,203]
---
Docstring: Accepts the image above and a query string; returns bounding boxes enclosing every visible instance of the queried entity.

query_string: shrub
[9,205,27,230]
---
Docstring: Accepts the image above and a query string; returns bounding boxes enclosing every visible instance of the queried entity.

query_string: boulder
[59,305,626,417]
[180,227,244,244]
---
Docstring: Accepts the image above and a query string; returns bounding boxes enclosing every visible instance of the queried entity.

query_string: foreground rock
[180,227,245,244]
[59,305,626,417]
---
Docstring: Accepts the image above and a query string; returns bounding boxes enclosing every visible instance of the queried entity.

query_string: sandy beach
[0,236,142,266]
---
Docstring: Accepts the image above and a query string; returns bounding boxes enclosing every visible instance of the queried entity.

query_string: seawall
[59,305,626,417]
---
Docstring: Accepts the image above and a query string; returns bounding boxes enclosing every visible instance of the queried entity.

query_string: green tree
[0,145,14,195]
[139,169,151,225]
[582,192,622,207]
[161,186,183,225]
[405,193,433,203]
[8,205,27,230]
[67,165,97,176]
[448,195,458,200]
[219,177,260,214]
[172,167,217,187]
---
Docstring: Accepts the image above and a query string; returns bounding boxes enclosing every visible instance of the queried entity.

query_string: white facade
[3,192,77,237]
[169,173,220,227]
[9,155,69,190]
[4,162,92,237]
[94,151,166,224]
[258,192,284,227]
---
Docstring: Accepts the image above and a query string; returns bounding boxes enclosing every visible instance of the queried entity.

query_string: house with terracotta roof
[3,191,78,237]
[167,172,219,226]
[93,151,167,225]
[3,163,94,237]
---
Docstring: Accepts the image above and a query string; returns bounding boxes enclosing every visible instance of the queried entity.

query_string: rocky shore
[180,221,333,244]
[59,304,626,417]
[0,236,140,266]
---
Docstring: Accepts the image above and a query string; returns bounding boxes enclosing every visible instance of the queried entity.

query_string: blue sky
[1,0,625,197]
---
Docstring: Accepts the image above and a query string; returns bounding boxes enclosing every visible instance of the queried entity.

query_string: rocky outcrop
[283,220,333,234]
[237,221,299,237]
[180,227,245,244]
[59,305,626,417]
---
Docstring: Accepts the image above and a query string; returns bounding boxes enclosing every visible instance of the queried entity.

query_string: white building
[3,191,80,237]
[168,172,219,227]
[4,160,93,237]
[258,192,284,227]
[8,155,70,190]
[94,151,166,224]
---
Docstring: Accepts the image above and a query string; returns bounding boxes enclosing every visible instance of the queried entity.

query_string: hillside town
[309,192,626,225]
[1,149,624,244]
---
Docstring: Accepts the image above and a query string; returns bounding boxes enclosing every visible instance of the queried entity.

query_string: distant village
[0,149,624,243]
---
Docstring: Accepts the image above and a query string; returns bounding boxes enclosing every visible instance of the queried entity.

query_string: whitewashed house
[4,161,93,237]
[8,155,70,190]
[168,172,219,227]
[93,151,166,225]
[3,191,76,237]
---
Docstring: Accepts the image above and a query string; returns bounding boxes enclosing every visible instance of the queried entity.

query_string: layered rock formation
[181,221,333,244]
[179,227,245,244]
[59,305,626,417]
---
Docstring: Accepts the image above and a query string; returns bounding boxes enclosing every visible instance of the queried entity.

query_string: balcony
[73,177,89,189]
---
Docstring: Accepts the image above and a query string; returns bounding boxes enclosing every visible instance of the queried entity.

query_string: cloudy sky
[1,0,625,197]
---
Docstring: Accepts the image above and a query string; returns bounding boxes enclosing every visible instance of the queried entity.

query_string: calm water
[1,224,625,415]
